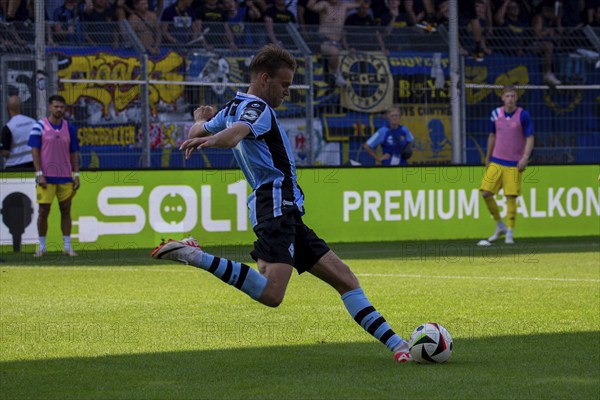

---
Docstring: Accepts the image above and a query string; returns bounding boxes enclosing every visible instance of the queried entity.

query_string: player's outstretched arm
[180,123,250,159]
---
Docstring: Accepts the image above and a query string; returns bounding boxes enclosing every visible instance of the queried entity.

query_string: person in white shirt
[1,95,36,169]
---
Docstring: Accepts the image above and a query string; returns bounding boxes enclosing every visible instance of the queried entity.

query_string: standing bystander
[479,85,534,244]
[364,105,414,166]
[28,95,80,257]
[1,95,35,169]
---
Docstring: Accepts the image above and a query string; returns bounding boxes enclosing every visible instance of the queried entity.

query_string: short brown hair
[386,104,401,115]
[249,44,297,79]
[502,85,517,94]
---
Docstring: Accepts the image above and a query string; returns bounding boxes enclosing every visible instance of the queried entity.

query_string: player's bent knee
[259,292,285,308]
[259,287,286,308]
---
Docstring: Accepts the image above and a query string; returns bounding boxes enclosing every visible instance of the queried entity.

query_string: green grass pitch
[1,237,599,399]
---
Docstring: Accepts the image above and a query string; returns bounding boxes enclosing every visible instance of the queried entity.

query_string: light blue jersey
[205,92,304,227]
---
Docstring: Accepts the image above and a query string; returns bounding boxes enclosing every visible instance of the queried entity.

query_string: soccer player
[480,85,534,244]
[152,44,412,364]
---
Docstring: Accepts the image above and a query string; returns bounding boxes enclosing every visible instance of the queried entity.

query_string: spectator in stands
[493,0,528,55]
[224,0,264,48]
[46,0,64,21]
[559,0,582,28]
[343,0,377,52]
[495,0,535,26]
[435,1,469,56]
[378,0,412,28]
[250,0,269,14]
[345,0,375,27]
[403,0,427,27]
[370,0,392,25]
[265,0,298,19]
[245,0,266,27]
[590,3,600,27]
[194,0,237,50]
[5,0,30,24]
[475,0,493,38]
[377,0,415,54]
[161,0,204,47]
[419,0,487,61]
[464,0,492,56]
[150,0,164,15]
[52,0,89,45]
[297,0,320,41]
[114,0,130,24]
[307,0,362,88]
[0,4,9,50]
[128,0,160,55]
[193,0,225,27]
[264,0,296,48]
[82,0,119,47]
[1,7,20,50]
[1,95,35,170]
[364,105,414,166]
[4,0,34,48]
[223,0,244,47]
[532,1,563,86]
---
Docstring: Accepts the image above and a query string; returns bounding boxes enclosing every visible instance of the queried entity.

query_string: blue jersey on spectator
[366,125,414,165]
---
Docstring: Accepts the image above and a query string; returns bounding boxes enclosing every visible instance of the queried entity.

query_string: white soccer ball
[408,322,453,364]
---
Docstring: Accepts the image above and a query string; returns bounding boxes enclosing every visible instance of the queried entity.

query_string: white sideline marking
[355,273,600,283]
[5,267,599,283]
[340,241,599,256]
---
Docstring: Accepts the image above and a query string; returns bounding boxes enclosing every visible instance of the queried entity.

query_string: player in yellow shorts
[36,182,76,204]
[480,162,522,197]
[479,86,534,244]
[28,95,81,257]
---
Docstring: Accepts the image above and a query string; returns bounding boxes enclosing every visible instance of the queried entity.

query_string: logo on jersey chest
[241,109,260,122]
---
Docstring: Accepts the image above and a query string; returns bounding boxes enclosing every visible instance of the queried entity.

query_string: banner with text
[1,165,597,250]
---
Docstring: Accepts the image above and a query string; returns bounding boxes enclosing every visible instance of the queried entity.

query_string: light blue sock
[39,236,47,251]
[187,252,267,300]
[342,288,407,352]
[63,236,71,251]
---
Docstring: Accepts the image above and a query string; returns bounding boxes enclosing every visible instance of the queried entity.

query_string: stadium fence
[0,18,599,169]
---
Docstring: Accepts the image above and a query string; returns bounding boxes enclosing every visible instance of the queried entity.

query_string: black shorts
[250,211,330,274]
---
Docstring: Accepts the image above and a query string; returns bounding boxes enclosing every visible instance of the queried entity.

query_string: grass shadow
[1,332,598,399]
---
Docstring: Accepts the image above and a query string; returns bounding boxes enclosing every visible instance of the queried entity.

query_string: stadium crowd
[1,0,599,49]
[1,0,599,84]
